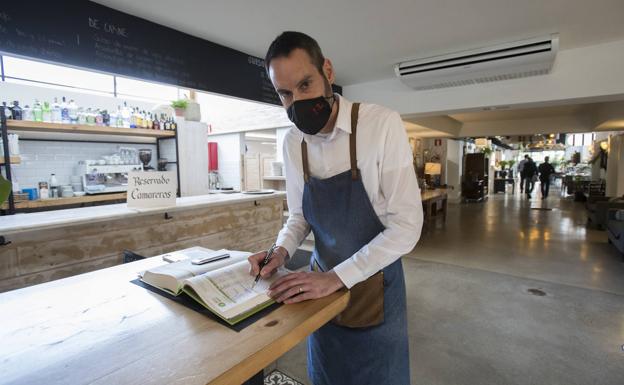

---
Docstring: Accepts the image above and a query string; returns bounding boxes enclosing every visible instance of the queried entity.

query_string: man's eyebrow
[276,75,314,95]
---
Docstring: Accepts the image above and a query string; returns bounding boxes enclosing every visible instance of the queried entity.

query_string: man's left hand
[268,271,345,304]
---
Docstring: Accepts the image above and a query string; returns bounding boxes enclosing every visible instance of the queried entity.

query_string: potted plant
[480,146,493,157]
[171,99,188,117]
[498,160,508,178]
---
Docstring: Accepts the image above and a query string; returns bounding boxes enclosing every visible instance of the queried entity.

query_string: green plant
[480,147,493,156]
[498,160,508,169]
[507,160,516,169]
[171,99,188,109]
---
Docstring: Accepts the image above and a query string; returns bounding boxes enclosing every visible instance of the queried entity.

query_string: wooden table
[421,189,448,225]
[0,254,350,385]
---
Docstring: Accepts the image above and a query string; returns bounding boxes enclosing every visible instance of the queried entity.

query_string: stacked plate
[60,185,74,198]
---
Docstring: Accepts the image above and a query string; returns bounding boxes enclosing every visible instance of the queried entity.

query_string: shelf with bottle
[3,98,179,138]
[0,156,21,165]
[0,192,127,210]
[5,120,175,138]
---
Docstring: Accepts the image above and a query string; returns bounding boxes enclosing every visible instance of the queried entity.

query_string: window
[116,76,183,103]
[1,54,188,103]
[3,56,114,94]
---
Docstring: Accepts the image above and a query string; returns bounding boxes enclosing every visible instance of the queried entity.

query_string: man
[517,154,529,193]
[538,156,556,199]
[248,32,423,385]
[521,157,538,199]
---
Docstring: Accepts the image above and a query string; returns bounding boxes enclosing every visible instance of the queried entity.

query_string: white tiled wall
[12,140,157,190]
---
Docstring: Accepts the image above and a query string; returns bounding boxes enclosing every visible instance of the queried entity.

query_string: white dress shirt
[275,94,423,289]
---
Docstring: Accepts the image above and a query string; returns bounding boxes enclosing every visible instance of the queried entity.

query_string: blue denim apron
[302,103,410,385]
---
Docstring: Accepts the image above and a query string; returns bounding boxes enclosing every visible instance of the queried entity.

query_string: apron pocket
[332,271,384,328]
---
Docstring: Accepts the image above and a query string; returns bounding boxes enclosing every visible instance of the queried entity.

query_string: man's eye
[300,82,309,90]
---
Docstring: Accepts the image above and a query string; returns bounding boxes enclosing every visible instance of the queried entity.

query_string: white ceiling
[93,0,624,86]
[406,101,624,138]
[448,104,600,123]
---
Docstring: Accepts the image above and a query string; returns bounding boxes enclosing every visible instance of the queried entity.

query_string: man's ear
[323,58,335,85]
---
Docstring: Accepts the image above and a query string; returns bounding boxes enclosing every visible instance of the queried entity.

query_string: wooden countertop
[0,253,350,385]
[0,192,286,236]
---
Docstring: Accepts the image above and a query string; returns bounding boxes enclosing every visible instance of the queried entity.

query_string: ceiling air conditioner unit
[395,34,559,90]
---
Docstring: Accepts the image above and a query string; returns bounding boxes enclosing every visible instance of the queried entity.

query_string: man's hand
[268,271,345,304]
[248,246,289,279]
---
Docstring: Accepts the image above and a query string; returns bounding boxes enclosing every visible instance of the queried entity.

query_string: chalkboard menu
[0,1,340,105]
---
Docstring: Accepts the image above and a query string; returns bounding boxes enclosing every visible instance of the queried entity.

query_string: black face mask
[287,95,335,135]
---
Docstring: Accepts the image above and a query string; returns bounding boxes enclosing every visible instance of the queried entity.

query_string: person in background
[521,157,538,199]
[538,156,556,199]
[517,154,529,193]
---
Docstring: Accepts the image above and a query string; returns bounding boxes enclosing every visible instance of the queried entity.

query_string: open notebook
[140,247,289,325]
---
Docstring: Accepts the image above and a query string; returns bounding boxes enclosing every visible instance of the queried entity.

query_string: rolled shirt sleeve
[332,112,423,289]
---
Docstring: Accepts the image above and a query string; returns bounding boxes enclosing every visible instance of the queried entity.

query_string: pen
[251,243,277,289]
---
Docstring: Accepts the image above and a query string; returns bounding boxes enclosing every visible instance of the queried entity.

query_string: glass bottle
[11,101,22,120]
[102,110,110,126]
[95,109,104,126]
[77,107,86,125]
[51,97,62,123]
[61,97,70,123]
[42,101,52,123]
[68,99,79,124]
[144,112,152,129]
[2,102,12,119]
[22,105,33,121]
[152,114,160,130]
[121,102,131,128]
[32,100,43,122]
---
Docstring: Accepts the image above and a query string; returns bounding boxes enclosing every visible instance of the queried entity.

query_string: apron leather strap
[301,140,310,183]
[300,102,360,182]
[350,103,360,180]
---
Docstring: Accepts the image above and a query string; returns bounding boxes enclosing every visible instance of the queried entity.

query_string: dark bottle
[102,110,110,126]
[171,118,177,131]
[163,117,170,131]
[2,102,12,119]
[152,114,160,130]
[11,101,23,120]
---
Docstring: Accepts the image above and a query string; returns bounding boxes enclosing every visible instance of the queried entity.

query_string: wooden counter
[0,254,350,385]
[0,193,285,292]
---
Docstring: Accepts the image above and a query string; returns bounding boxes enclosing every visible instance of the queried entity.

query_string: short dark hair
[265,31,325,74]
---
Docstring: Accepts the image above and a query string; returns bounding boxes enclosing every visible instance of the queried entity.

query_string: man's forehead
[269,50,318,85]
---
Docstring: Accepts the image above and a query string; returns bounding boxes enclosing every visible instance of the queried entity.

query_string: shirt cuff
[275,236,298,262]
[332,258,363,289]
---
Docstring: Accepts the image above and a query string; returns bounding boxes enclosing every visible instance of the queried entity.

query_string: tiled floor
[275,189,624,384]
